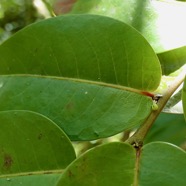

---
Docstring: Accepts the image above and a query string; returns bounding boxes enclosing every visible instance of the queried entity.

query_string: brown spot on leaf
[68,170,74,178]
[80,157,88,172]
[65,102,74,110]
[38,133,43,140]
[3,154,13,169]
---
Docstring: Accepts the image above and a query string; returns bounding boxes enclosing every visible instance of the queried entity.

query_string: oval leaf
[140,142,186,186]
[0,14,161,91]
[57,142,136,186]
[0,110,76,176]
[0,75,153,140]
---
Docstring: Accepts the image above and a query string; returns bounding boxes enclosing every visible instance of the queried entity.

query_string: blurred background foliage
[1,0,186,50]
[0,0,59,44]
[0,0,40,43]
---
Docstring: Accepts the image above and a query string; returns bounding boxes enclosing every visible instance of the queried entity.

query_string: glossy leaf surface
[0,76,152,140]
[0,110,76,176]
[0,14,161,91]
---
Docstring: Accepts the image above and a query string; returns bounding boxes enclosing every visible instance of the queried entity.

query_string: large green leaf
[57,142,136,186]
[0,75,152,140]
[0,14,161,141]
[65,0,186,52]
[183,78,186,120]
[57,142,186,185]
[144,113,186,146]
[0,14,161,91]
[0,110,76,177]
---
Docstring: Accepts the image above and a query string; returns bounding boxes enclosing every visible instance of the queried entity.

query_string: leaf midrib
[0,74,143,94]
[0,169,64,179]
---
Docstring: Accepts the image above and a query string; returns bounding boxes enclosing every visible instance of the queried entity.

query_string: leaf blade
[140,142,186,186]
[157,46,186,76]
[144,113,186,146]
[0,14,161,91]
[57,142,136,186]
[0,110,76,176]
[0,75,153,140]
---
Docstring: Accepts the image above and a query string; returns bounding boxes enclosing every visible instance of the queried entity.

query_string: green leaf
[157,46,186,75]
[0,14,161,91]
[0,174,61,186]
[57,142,186,185]
[0,110,76,176]
[0,75,153,140]
[57,142,136,186]
[67,0,186,52]
[144,113,186,146]
[139,142,186,186]
[183,78,186,120]
[0,14,161,141]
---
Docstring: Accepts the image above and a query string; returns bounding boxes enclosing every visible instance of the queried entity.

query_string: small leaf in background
[139,142,186,186]
[0,110,76,176]
[163,87,183,114]
[0,76,153,140]
[0,14,161,91]
[144,113,186,147]
[62,0,186,52]
[157,46,186,76]
[57,142,136,186]
[183,78,186,120]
